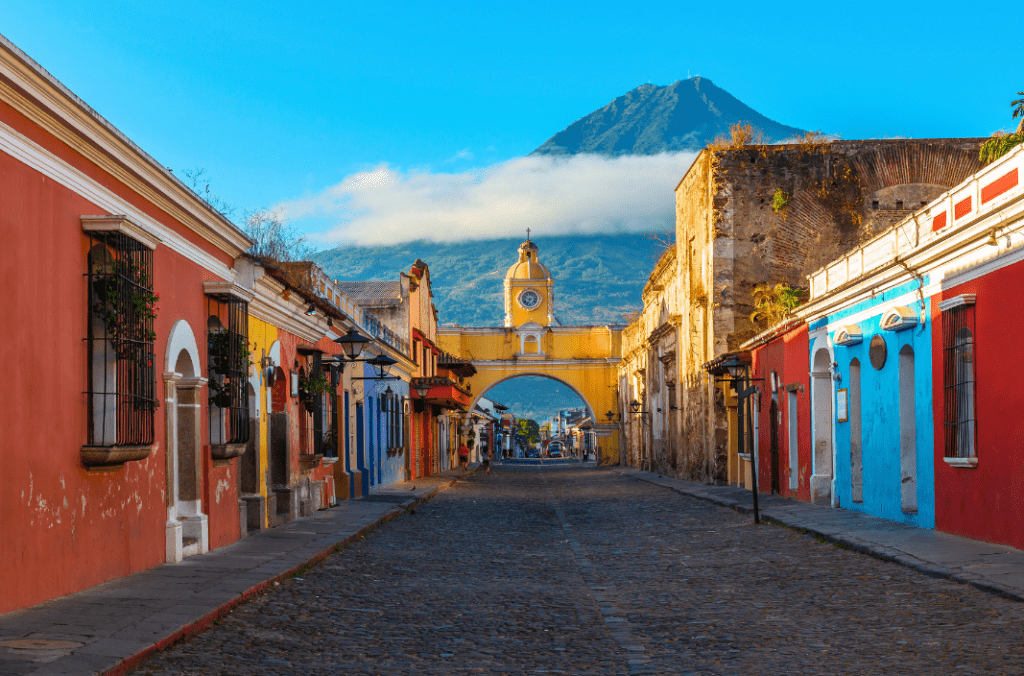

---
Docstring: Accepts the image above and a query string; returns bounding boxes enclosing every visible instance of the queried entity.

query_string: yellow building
[437,238,623,464]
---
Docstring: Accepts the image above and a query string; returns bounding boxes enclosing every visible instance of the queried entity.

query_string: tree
[241,207,315,263]
[181,167,315,262]
[1014,92,1024,135]
[750,283,806,327]
[979,92,1024,163]
[516,418,540,444]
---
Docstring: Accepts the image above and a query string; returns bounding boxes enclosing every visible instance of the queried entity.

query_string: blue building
[806,277,935,528]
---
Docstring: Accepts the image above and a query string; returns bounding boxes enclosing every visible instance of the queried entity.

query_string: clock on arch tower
[503,238,555,328]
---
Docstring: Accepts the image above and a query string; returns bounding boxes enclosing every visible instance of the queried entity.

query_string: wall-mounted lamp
[305,303,317,316]
[327,316,334,328]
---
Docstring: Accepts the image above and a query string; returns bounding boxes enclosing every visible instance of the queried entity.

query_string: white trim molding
[943,456,978,468]
[833,324,863,346]
[880,306,919,332]
[81,214,159,250]
[203,281,256,303]
[938,294,977,313]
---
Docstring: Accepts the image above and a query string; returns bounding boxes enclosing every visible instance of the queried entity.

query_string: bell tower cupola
[504,234,554,328]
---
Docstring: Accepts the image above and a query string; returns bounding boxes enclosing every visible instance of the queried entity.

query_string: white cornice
[81,214,159,250]
[203,281,256,303]
[0,38,252,256]
[247,276,325,343]
[0,119,235,280]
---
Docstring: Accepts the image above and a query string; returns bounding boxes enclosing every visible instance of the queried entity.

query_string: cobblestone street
[137,466,1024,675]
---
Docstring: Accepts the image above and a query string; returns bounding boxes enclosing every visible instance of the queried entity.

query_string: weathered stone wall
[623,138,985,484]
[714,139,983,351]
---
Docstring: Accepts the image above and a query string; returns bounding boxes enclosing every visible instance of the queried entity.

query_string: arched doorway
[810,345,835,505]
[899,345,917,514]
[473,374,593,461]
[163,320,208,563]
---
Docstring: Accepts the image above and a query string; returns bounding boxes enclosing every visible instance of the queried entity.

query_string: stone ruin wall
[662,138,985,484]
[715,138,984,352]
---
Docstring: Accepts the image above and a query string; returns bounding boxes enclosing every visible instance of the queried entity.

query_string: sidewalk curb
[100,469,476,676]
[621,469,1024,605]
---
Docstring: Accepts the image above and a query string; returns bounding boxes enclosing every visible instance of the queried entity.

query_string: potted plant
[91,257,159,360]
[299,372,331,413]
[208,330,253,376]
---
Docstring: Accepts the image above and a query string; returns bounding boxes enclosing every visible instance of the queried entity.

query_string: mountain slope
[313,234,665,327]
[532,77,806,156]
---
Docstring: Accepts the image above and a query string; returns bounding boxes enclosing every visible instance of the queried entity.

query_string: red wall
[933,266,1024,549]
[752,325,812,502]
[0,100,240,612]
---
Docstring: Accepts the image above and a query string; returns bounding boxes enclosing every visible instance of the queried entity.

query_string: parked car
[548,441,564,458]
[526,447,541,458]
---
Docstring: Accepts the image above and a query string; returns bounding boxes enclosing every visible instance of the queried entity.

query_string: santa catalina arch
[437,238,623,463]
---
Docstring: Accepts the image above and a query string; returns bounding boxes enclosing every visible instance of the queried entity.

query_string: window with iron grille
[207,295,251,446]
[85,232,158,447]
[322,365,338,458]
[299,352,332,457]
[942,300,976,458]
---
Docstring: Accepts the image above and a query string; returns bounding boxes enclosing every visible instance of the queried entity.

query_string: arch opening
[473,374,594,459]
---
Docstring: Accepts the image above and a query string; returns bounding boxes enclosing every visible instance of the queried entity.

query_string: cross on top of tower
[526,227,531,241]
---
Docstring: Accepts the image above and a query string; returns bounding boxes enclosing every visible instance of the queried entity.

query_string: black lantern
[414,381,431,398]
[605,410,616,422]
[334,329,370,360]
[629,400,641,414]
[720,355,746,380]
[367,353,398,379]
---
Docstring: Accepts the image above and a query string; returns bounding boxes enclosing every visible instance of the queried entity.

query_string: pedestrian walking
[458,443,470,470]
[482,450,492,475]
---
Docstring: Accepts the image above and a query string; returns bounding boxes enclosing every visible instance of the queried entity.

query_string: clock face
[519,289,541,309]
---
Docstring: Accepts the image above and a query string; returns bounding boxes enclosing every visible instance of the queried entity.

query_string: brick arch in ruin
[768,142,987,278]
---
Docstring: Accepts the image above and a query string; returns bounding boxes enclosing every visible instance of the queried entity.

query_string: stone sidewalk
[622,467,1024,603]
[0,467,477,676]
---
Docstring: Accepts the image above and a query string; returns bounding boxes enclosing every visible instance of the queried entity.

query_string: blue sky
[2,1,1017,245]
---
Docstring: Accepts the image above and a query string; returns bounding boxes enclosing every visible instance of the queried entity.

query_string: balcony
[411,376,472,409]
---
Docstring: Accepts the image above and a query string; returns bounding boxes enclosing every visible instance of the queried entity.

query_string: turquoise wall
[827,283,934,528]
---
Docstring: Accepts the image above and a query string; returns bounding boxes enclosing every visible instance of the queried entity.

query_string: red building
[734,322,813,502]
[0,37,252,612]
[928,147,1024,548]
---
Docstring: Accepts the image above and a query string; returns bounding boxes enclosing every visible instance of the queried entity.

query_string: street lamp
[413,380,431,399]
[334,328,370,361]
[716,354,763,524]
[630,400,641,414]
[367,353,398,379]
[333,329,399,380]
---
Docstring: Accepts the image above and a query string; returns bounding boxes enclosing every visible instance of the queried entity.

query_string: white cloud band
[276,152,699,245]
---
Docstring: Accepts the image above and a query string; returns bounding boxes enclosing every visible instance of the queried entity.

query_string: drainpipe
[896,259,927,331]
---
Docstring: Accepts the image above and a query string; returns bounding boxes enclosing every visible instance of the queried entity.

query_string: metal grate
[207,295,251,445]
[943,304,976,458]
[85,233,157,447]
[322,360,337,458]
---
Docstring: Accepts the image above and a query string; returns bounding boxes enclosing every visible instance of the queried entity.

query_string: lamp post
[333,329,400,381]
[719,355,762,525]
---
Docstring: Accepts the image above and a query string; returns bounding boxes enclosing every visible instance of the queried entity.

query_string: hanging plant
[208,330,253,376]
[299,372,331,413]
[207,379,234,408]
[91,257,159,360]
